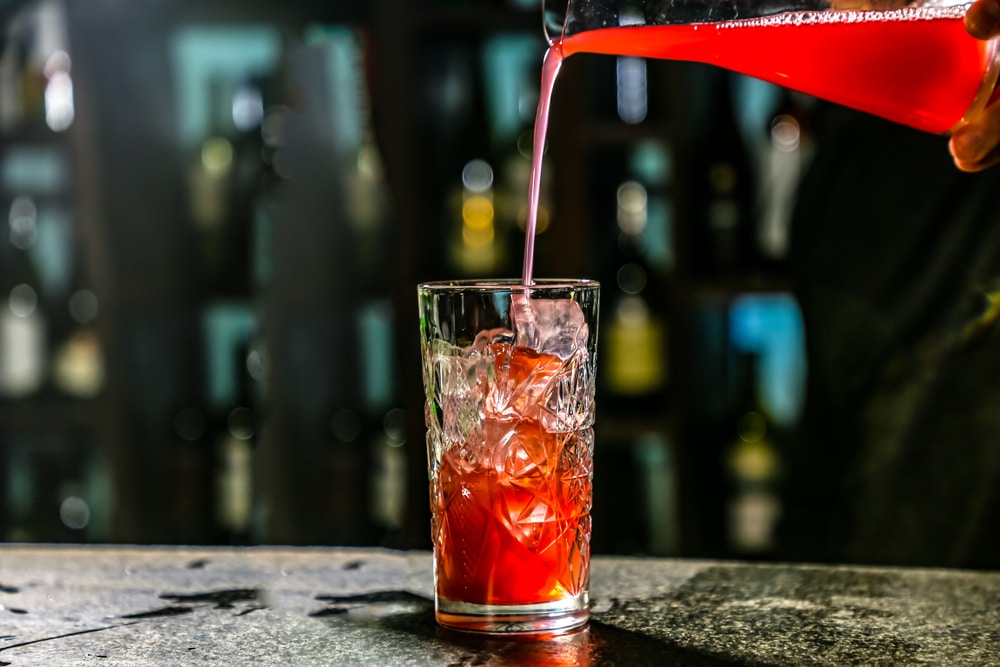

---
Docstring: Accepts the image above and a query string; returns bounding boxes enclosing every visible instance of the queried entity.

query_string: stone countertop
[0,545,997,666]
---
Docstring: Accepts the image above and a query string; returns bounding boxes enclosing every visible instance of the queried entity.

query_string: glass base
[435,593,589,635]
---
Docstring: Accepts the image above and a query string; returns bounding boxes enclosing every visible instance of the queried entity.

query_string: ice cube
[484,344,540,422]
[511,293,589,361]
[485,419,552,479]
[472,327,513,355]
[425,340,487,450]
[482,339,595,429]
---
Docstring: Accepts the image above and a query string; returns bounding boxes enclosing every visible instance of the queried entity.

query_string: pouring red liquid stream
[521,5,997,284]
[522,44,563,286]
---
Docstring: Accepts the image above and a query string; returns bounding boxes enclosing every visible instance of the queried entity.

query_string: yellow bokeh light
[202,137,234,176]
[462,195,494,229]
[461,194,495,249]
[462,223,494,248]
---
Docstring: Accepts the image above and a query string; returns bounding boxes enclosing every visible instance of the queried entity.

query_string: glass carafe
[542,0,1000,134]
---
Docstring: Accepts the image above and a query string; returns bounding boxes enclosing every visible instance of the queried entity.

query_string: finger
[952,142,1000,172]
[951,122,1000,172]
[949,97,1000,171]
[967,0,1000,39]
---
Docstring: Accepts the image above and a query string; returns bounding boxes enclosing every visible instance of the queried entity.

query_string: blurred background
[0,0,808,559]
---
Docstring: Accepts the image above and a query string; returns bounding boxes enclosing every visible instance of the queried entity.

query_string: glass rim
[418,278,599,293]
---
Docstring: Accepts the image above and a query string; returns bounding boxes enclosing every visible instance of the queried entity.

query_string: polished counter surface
[1,545,998,665]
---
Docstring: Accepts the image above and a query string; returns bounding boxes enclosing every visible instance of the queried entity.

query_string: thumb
[967,0,1000,39]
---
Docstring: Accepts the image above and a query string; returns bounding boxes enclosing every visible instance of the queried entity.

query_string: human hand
[950,0,1000,171]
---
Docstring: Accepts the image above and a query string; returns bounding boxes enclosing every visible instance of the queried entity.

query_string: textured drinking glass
[418,279,600,635]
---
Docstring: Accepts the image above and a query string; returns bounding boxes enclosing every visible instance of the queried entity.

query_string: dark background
[1,0,818,560]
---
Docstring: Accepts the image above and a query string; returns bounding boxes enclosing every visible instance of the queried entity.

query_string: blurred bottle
[595,148,677,556]
[215,401,255,543]
[0,0,71,132]
[602,141,674,410]
[51,277,104,400]
[441,40,498,276]
[202,305,257,544]
[189,73,274,297]
[756,90,813,269]
[0,216,47,399]
[691,71,757,278]
[725,351,782,556]
[168,404,215,543]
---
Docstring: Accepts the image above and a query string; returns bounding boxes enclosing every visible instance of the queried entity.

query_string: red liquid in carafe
[560,6,992,135]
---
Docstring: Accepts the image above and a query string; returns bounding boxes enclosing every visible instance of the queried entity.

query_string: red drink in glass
[419,280,599,635]
[433,346,592,609]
